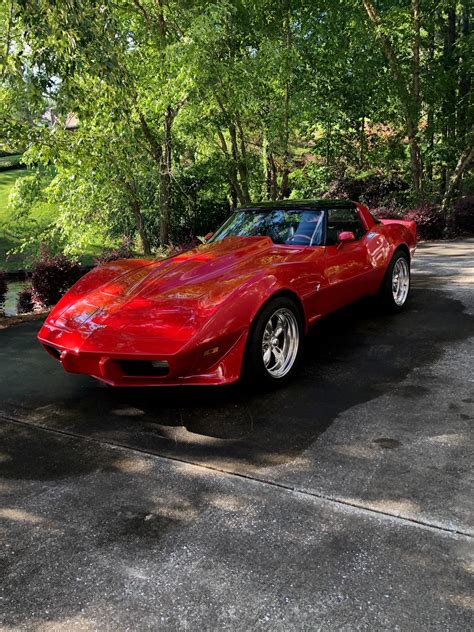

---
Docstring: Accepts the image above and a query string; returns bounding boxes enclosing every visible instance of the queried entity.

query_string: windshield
[210,209,325,246]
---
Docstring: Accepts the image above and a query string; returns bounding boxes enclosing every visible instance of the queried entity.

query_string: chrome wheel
[262,308,299,378]
[392,257,410,306]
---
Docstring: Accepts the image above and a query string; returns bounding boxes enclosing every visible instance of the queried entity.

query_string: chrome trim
[262,308,299,378]
[392,258,410,306]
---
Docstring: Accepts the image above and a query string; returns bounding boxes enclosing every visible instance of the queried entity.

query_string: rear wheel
[244,297,303,386]
[378,250,411,312]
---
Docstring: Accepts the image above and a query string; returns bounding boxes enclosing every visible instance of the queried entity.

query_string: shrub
[454,195,474,235]
[372,205,403,220]
[0,272,7,314]
[16,287,35,314]
[403,204,445,241]
[168,238,199,257]
[94,237,135,264]
[324,172,409,207]
[31,247,82,307]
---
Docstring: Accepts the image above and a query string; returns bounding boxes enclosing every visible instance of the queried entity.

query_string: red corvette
[38,200,416,387]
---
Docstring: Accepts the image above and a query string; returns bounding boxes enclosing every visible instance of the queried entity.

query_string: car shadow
[0,288,473,477]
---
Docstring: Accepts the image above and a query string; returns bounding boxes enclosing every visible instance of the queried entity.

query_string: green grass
[0,167,113,271]
[0,168,31,213]
[0,169,43,270]
[0,154,22,169]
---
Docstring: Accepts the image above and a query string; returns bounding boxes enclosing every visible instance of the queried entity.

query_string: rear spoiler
[379,218,417,242]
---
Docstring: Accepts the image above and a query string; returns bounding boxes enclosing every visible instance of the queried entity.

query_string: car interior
[325,208,367,245]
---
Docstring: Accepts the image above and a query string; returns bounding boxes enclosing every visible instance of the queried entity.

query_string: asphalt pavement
[1,239,473,630]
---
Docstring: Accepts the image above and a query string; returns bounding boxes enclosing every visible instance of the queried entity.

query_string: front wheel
[244,297,303,387]
[378,250,411,312]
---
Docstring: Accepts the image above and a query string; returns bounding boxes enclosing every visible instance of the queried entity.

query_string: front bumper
[38,324,248,387]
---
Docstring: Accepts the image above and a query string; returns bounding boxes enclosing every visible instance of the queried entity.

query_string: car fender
[185,270,307,373]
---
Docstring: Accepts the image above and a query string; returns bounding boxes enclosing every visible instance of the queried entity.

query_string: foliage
[94,237,136,265]
[0,154,23,171]
[0,0,472,260]
[168,239,200,257]
[323,172,410,208]
[16,286,35,314]
[453,196,474,235]
[0,272,7,312]
[31,247,82,307]
[403,205,445,241]
[372,206,403,220]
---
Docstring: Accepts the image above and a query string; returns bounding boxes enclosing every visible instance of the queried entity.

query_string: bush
[454,195,474,235]
[31,247,82,307]
[324,172,409,207]
[0,272,7,314]
[168,238,199,257]
[402,204,445,241]
[16,287,35,314]
[372,205,403,220]
[94,237,135,264]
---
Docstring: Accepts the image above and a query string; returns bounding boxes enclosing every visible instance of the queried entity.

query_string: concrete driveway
[1,240,473,630]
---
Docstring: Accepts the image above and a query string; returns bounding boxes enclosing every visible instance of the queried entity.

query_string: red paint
[38,202,416,386]
[337,231,356,242]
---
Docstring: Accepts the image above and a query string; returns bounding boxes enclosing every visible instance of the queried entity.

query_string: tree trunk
[123,179,151,255]
[457,0,471,143]
[410,0,422,193]
[279,5,291,200]
[138,111,162,166]
[279,83,290,199]
[426,22,435,182]
[441,140,473,234]
[159,107,173,246]
[408,125,423,195]
[216,128,247,205]
[235,115,251,203]
[325,120,332,167]
[359,112,366,167]
[362,0,423,193]
[214,94,251,205]
[440,3,457,194]
[268,153,278,200]
[131,198,151,255]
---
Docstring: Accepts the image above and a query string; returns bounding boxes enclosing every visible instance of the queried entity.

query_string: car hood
[44,236,279,352]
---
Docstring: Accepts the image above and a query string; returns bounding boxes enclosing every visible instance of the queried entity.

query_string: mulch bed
[0,311,48,330]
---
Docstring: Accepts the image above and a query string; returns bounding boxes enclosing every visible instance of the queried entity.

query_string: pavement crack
[0,412,472,540]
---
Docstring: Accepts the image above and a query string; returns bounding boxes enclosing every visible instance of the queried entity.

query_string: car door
[320,206,374,312]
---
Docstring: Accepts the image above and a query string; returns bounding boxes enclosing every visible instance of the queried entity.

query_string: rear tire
[378,250,411,312]
[243,297,303,387]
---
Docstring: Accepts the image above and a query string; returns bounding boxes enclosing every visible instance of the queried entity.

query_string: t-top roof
[238,199,356,211]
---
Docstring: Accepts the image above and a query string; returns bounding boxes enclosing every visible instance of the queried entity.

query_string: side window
[325,207,366,246]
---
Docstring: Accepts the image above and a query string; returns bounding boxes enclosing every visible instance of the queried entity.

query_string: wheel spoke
[263,347,272,366]
[264,322,273,338]
[272,347,284,367]
[391,258,409,306]
[260,307,300,379]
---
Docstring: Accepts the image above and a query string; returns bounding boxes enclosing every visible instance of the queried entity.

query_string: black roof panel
[238,199,356,211]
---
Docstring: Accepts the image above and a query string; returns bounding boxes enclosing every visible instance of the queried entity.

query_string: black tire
[243,296,303,387]
[378,250,411,313]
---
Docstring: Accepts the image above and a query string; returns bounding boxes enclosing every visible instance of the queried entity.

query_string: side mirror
[203,232,214,242]
[338,231,355,244]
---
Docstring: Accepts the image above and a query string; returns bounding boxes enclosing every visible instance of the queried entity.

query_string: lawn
[0,168,47,271]
[0,168,107,271]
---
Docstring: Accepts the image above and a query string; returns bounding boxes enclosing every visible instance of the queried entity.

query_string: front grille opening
[43,344,61,360]
[119,360,169,377]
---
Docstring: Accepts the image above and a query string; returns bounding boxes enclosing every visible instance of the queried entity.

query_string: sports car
[38,200,416,387]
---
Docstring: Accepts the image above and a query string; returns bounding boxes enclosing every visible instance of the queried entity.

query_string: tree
[361,0,424,193]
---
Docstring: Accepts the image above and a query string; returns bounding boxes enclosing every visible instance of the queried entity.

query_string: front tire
[378,250,411,312]
[244,297,303,387]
